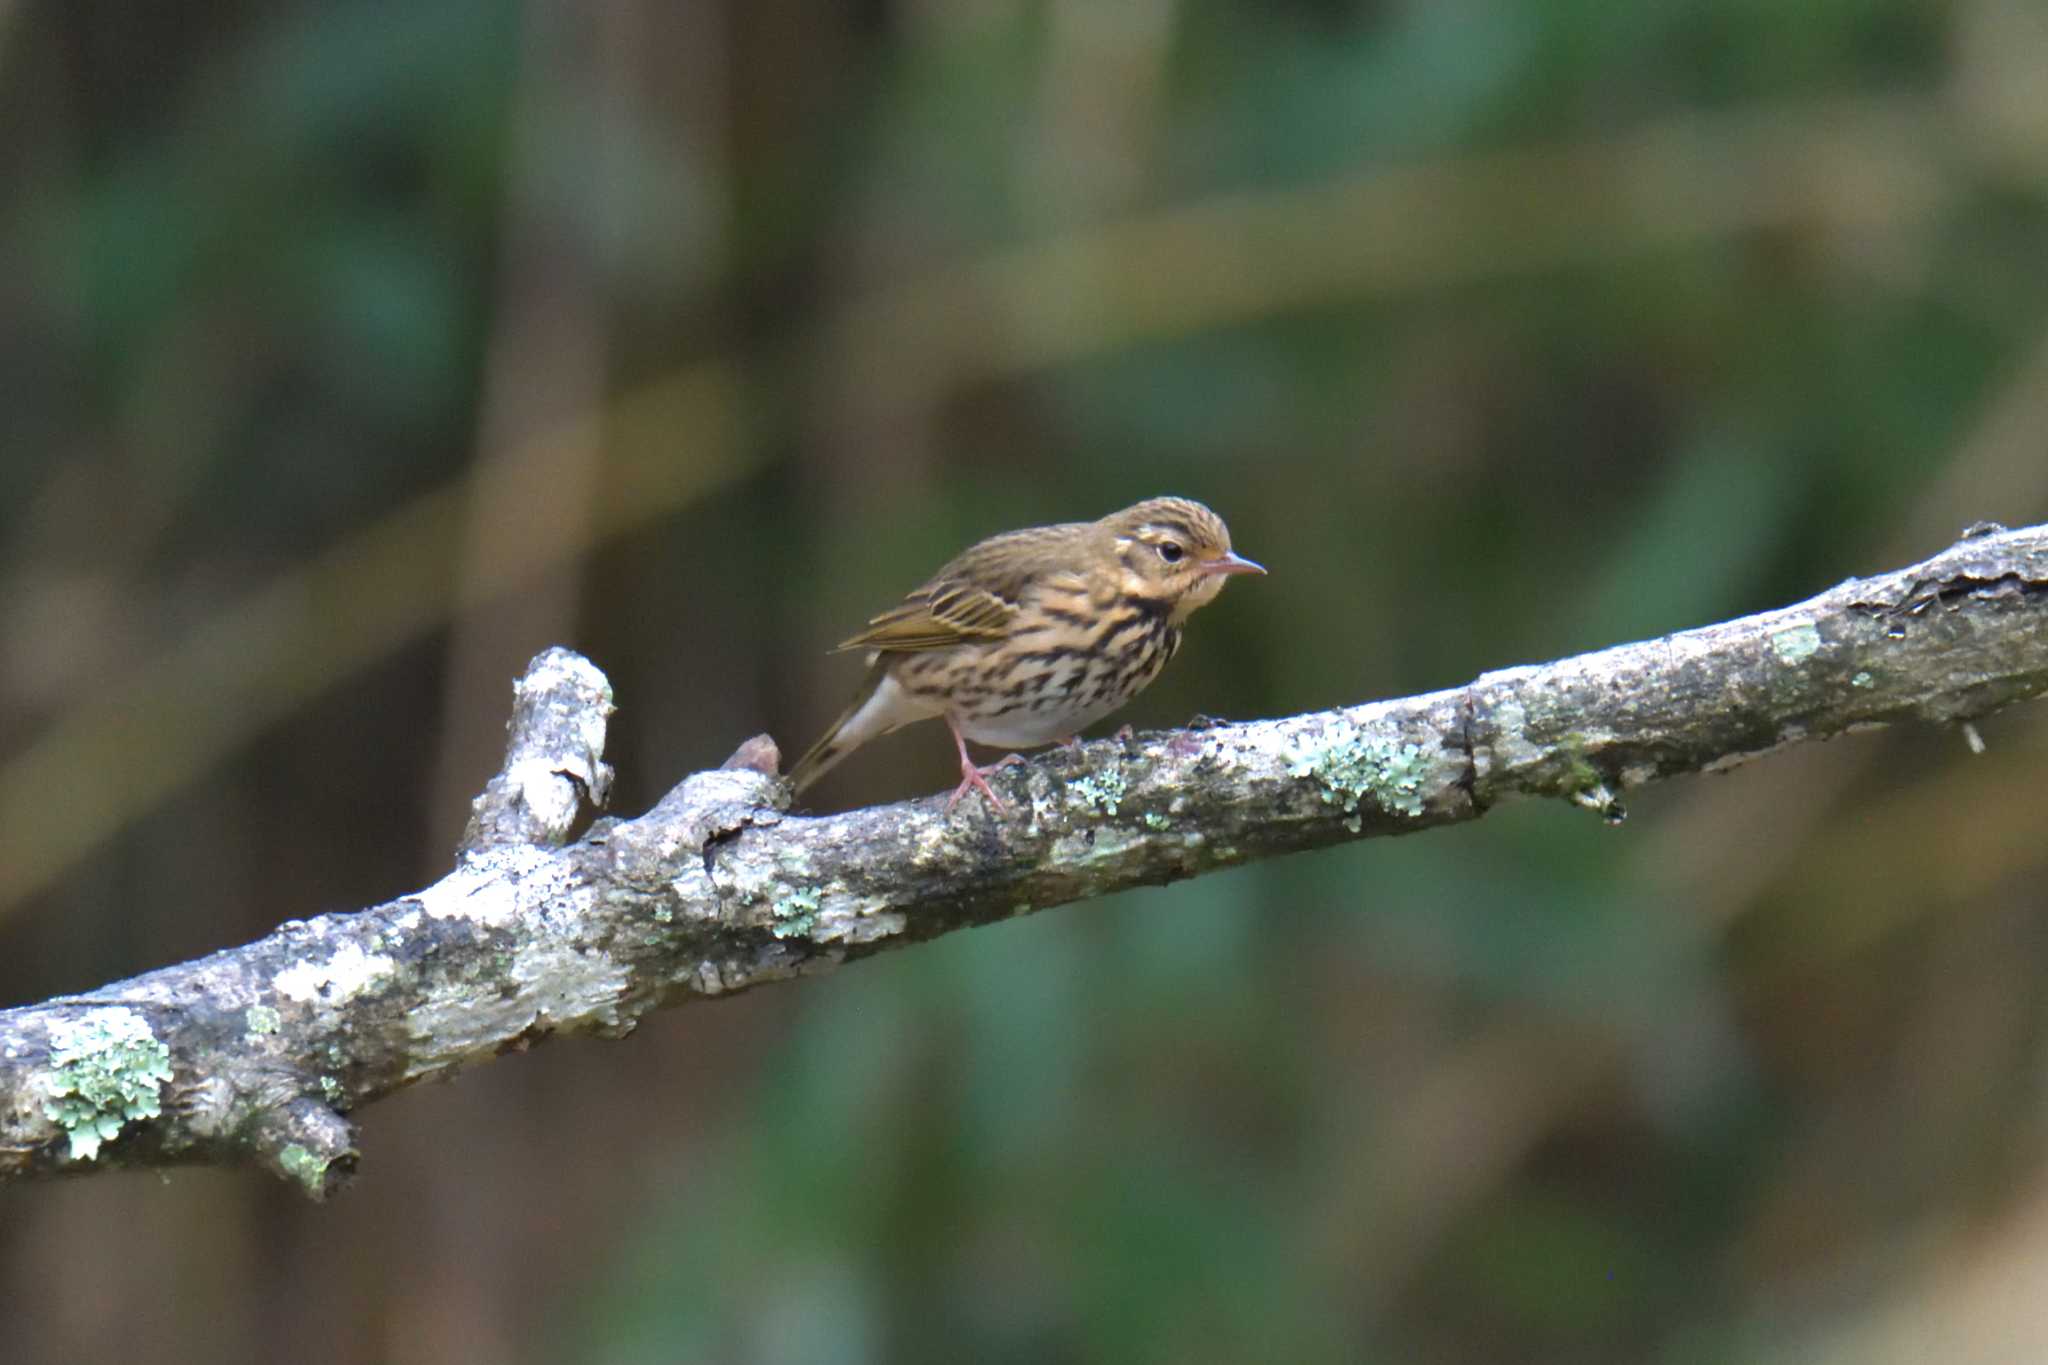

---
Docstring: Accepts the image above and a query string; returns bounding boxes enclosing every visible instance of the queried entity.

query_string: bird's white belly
[958,697,1124,749]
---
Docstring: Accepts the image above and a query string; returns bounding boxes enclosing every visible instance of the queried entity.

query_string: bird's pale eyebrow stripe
[1140,520,1199,542]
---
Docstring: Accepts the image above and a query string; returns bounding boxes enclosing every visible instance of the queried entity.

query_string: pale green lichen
[40,1008,173,1161]
[1851,671,1874,688]
[1287,717,1429,822]
[1070,768,1127,816]
[1772,623,1821,663]
[319,1075,344,1105]
[1560,750,1603,797]
[1141,811,1172,831]
[1554,745,1627,823]
[278,1143,329,1195]
[243,1005,281,1042]
[770,888,820,939]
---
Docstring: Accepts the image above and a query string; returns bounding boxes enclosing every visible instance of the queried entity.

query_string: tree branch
[4,524,2046,1198]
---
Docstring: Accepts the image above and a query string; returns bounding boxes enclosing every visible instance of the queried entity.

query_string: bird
[788,496,1264,811]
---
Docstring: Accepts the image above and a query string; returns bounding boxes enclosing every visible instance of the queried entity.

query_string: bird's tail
[787,664,888,794]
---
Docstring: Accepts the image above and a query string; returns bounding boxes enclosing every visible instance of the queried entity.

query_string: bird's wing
[832,579,1019,652]
[831,526,1087,654]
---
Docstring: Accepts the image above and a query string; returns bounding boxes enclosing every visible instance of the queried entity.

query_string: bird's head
[1100,497,1264,622]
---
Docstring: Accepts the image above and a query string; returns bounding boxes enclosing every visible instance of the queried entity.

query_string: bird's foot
[945,753,1024,813]
[943,715,1028,814]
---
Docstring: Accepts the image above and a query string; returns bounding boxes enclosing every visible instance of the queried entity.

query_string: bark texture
[3,524,2046,1198]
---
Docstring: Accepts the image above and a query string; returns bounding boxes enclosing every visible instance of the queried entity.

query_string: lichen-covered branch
[5,526,2048,1198]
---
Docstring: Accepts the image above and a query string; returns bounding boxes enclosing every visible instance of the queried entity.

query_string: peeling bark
[4,526,2047,1198]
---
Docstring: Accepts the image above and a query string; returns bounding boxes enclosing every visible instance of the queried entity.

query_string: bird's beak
[1201,552,1266,577]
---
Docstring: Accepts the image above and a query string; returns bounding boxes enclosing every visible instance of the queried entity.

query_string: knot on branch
[460,647,616,858]
[597,738,789,875]
[250,1097,357,1200]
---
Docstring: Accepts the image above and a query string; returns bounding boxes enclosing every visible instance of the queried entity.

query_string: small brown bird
[789,497,1264,810]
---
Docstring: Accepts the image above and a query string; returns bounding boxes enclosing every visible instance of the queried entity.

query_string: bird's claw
[945,753,1024,814]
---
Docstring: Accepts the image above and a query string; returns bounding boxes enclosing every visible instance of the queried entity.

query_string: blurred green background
[6,1,2048,1361]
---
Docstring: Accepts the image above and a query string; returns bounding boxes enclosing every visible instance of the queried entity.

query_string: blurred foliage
[6,1,2048,1362]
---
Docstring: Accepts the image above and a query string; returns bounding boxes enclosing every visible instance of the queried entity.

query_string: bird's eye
[1156,541,1185,564]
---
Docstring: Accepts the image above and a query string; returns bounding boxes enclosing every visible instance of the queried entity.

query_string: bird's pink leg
[945,716,1022,813]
